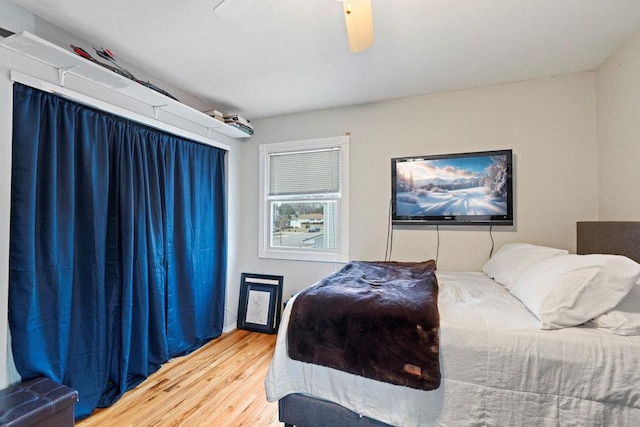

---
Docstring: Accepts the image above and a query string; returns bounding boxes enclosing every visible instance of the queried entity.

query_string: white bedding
[265,271,640,426]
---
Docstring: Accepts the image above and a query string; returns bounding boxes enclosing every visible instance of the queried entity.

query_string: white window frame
[258,135,349,262]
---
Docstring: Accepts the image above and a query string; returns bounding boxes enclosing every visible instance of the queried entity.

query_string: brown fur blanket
[287,260,440,390]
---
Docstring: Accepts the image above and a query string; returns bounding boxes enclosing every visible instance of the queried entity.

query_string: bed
[265,222,640,426]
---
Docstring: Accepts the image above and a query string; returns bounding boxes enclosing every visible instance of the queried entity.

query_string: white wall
[595,30,640,219]
[243,73,599,297]
[223,134,244,332]
[0,59,14,389]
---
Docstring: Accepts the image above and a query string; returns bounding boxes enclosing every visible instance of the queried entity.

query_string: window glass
[258,136,349,262]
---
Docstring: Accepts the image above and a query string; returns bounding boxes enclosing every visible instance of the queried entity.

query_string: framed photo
[238,273,283,334]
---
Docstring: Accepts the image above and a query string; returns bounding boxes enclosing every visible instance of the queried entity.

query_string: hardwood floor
[76,329,280,426]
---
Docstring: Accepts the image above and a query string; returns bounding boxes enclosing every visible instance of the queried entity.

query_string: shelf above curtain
[0,31,251,142]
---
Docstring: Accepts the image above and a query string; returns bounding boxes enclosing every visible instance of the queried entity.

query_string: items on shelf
[70,44,179,101]
[223,114,254,136]
[204,109,226,123]
[205,110,254,136]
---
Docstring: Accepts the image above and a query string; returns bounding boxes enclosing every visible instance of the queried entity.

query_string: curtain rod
[11,71,230,151]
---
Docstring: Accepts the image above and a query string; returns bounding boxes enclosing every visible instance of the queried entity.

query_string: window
[259,136,349,262]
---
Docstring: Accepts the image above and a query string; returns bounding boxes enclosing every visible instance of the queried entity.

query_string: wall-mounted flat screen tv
[391,149,513,226]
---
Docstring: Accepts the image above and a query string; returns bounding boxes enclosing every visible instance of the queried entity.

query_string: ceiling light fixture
[213,0,374,53]
[337,0,374,52]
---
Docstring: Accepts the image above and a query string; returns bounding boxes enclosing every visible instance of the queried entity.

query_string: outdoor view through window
[271,201,337,250]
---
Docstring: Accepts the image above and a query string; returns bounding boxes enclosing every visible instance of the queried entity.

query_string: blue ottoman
[0,377,77,426]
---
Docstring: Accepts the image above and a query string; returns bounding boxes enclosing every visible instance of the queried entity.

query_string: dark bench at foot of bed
[279,393,392,427]
[0,377,77,426]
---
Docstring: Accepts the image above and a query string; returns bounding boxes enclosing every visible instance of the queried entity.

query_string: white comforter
[265,271,640,426]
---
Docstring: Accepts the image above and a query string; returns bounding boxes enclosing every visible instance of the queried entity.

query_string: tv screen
[391,149,513,226]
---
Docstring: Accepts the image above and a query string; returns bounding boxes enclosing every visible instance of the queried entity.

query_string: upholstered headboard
[577,221,640,263]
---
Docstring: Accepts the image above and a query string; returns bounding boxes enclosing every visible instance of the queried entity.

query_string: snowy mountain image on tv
[395,154,509,217]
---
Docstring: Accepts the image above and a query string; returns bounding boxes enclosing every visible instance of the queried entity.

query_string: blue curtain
[9,83,227,418]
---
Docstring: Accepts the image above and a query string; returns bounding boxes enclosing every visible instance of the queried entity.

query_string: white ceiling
[10,0,640,119]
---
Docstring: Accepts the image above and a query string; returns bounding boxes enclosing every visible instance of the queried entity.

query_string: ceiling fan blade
[343,0,374,52]
[214,0,258,20]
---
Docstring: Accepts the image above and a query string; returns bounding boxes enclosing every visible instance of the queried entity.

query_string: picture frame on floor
[238,273,283,334]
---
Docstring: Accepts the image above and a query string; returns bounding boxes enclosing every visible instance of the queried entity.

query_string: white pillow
[482,243,568,288]
[509,254,640,330]
[586,282,640,336]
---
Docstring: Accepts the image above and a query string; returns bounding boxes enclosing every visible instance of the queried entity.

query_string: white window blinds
[269,148,340,196]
